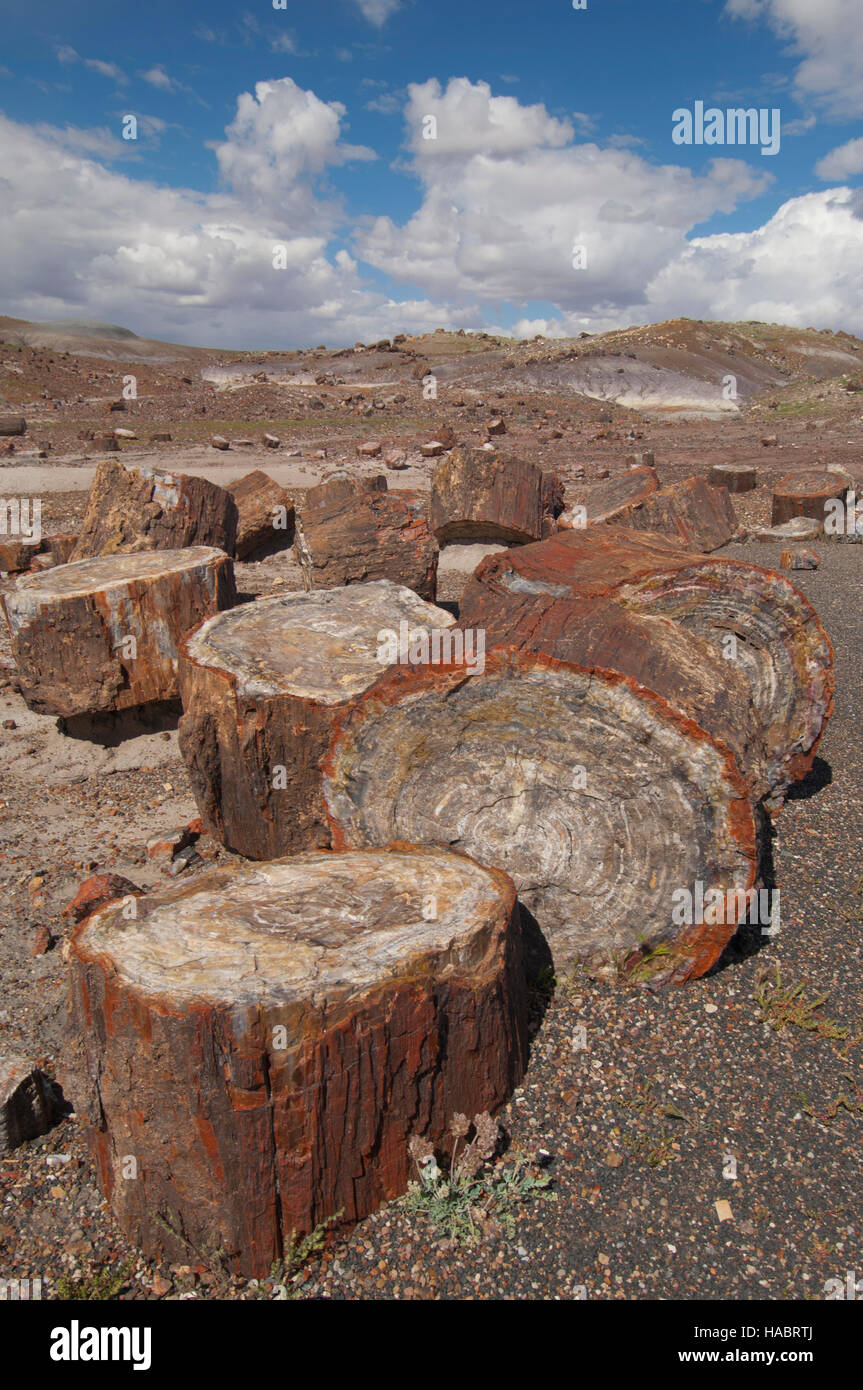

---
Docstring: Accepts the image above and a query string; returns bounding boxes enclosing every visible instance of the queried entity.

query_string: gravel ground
[0,511,860,1304]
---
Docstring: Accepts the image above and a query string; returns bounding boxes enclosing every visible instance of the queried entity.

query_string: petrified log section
[558,465,658,530]
[614,475,738,551]
[72,458,238,560]
[457,590,769,802]
[771,468,848,528]
[429,446,562,544]
[3,547,236,716]
[324,649,758,983]
[463,528,833,808]
[66,846,527,1277]
[295,484,438,599]
[0,417,26,436]
[227,470,294,560]
[708,463,757,493]
[178,580,455,858]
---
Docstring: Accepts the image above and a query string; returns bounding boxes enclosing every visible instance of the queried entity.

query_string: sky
[0,0,862,348]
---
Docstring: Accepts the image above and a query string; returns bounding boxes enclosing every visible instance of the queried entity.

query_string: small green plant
[55,1260,132,1301]
[755,965,850,1040]
[799,1074,863,1125]
[403,1113,555,1245]
[268,1211,343,1298]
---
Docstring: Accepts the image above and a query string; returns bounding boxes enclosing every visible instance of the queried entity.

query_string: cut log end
[184,579,455,706]
[324,650,757,984]
[178,580,455,858]
[3,546,236,717]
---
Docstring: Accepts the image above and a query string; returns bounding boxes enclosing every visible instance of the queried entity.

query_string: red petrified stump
[2,547,236,716]
[178,580,455,858]
[65,846,527,1277]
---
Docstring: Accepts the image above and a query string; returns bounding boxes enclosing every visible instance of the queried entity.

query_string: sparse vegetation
[55,1260,132,1301]
[403,1112,556,1245]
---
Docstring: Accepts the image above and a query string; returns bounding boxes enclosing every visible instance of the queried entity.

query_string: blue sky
[0,0,862,346]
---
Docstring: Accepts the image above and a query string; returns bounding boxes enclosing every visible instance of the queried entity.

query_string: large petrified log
[295,484,438,599]
[457,588,769,802]
[178,580,455,858]
[227,470,294,560]
[614,475,738,551]
[72,458,238,560]
[462,527,833,808]
[771,468,848,528]
[66,846,527,1277]
[324,648,758,984]
[558,464,658,530]
[3,547,236,716]
[429,446,563,544]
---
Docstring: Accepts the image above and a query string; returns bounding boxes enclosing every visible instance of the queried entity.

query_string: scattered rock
[780,547,820,570]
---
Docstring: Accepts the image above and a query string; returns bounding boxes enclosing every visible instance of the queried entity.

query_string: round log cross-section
[1,547,236,716]
[178,580,456,858]
[66,846,527,1278]
[324,649,758,985]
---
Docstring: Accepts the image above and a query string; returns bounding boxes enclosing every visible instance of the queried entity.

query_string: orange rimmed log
[461,526,833,808]
[178,580,455,858]
[65,845,527,1278]
[323,647,758,984]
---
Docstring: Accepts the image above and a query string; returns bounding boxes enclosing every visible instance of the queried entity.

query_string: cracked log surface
[294,484,438,599]
[66,846,527,1278]
[457,588,770,803]
[429,445,563,544]
[2,547,236,716]
[463,527,833,809]
[227,470,294,560]
[72,457,238,560]
[612,475,738,551]
[323,648,758,983]
[178,580,455,858]
[558,464,658,529]
[771,468,849,528]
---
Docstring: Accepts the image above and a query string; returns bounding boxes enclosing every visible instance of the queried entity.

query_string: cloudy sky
[0,0,862,347]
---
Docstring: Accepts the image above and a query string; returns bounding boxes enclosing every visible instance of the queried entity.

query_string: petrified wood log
[0,417,26,437]
[72,458,238,560]
[0,539,37,574]
[66,846,527,1277]
[178,580,455,858]
[613,475,738,551]
[429,446,563,544]
[463,527,832,808]
[295,486,438,599]
[558,464,658,530]
[304,470,387,509]
[324,649,758,984]
[708,463,757,493]
[457,588,769,802]
[2,547,236,716]
[771,468,848,528]
[227,470,294,560]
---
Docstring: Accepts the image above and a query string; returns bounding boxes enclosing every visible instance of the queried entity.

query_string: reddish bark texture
[430,445,562,544]
[64,847,528,1277]
[72,458,238,560]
